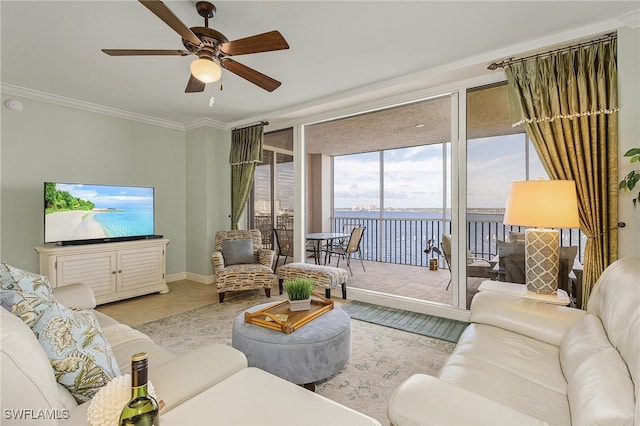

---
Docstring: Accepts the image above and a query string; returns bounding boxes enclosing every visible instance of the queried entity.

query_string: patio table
[306,232,349,264]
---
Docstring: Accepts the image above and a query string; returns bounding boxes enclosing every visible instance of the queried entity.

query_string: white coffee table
[478,280,571,305]
[159,367,380,425]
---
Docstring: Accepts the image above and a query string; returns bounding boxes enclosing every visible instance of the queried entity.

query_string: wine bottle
[119,352,159,426]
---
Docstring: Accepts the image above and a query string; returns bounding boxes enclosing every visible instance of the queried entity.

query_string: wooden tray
[244,292,334,334]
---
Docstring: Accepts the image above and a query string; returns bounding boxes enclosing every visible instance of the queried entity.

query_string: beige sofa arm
[52,283,96,310]
[388,374,547,426]
[151,344,247,413]
[470,292,586,346]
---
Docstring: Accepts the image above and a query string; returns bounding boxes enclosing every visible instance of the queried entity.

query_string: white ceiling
[1,1,638,129]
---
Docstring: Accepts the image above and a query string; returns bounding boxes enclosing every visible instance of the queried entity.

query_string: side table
[478,280,571,306]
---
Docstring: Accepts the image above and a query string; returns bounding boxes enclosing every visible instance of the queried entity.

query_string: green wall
[185,126,231,279]
[0,95,193,274]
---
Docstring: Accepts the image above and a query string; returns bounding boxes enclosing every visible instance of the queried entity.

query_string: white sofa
[1,281,380,425]
[388,257,639,425]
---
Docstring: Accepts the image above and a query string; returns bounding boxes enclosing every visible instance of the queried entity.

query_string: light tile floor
[97,260,482,326]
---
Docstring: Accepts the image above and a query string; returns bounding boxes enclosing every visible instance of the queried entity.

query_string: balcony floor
[279,257,483,309]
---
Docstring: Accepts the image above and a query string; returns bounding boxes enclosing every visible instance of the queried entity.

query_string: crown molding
[0,83,186,131]
[184,117,228,131]
[618,9,640,28]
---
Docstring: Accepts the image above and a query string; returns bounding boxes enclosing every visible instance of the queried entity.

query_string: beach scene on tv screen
[44,183,154,243]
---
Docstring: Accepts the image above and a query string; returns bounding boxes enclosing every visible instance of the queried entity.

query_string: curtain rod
[487,32,616,70]
[232,121,269,131]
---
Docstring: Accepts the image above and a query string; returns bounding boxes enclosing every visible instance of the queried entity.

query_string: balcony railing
[254,214,293,249]
[255,214,585,267]
[331,216,586,267]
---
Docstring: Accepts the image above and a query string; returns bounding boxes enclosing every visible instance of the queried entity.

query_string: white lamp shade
[503,180,580,228]
[190,58,222,83]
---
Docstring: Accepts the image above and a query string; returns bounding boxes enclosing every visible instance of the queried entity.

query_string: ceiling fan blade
[220,30,289,56]
[139,0,202,46]
[220,58,281,92]
[102,49,190,56]
[185,74,206,93]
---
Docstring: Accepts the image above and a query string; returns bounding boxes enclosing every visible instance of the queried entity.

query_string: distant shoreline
[334,208,506,214]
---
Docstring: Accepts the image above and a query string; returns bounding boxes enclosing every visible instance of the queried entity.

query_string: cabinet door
[117,246,165,292]
[56,252,117,298]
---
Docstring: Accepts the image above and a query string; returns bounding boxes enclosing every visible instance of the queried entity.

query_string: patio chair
[211,229,276,303]
[324,226,366,276]
[273,228,294,271]
[441,234,493,290]
[496,240,526,283]
[322,223,354,254]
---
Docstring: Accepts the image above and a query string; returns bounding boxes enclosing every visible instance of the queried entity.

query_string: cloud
[333,135,546,210]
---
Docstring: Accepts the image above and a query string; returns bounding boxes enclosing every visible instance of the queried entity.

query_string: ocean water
[93,208,154,237]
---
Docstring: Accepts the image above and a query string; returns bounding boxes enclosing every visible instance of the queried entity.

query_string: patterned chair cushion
[277,263,348,289]
[6,264,120,403]
[221,239,255,265]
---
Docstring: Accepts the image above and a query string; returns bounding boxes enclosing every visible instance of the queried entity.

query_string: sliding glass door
[305,96,454,306]
[250,128,294,249]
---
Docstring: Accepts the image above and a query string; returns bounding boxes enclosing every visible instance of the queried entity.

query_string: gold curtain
[505,37,618,308]
[229,124,264,230]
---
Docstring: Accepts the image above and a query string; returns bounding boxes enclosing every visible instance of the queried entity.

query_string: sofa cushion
[560,314,613,379]
[561,313,635,425]
[586,258,640,392]
[566,347,635,425]
[1,307,62,422]
[100,322,176,375]
[11,292,121,403]
[438,323,569,425]
[221,239,255,265]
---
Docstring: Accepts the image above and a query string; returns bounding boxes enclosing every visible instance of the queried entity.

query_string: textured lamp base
[525,228,559,294]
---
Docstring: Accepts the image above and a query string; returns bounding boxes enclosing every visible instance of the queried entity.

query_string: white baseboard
[184,272,214,284]
[166,272,214,284]
[166,272,185,283]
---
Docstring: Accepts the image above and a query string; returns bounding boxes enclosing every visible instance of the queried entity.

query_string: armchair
[211,229,276,303]
[441,234,493,290]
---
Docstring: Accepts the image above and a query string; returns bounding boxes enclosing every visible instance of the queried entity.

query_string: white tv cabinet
[34,238,170,305]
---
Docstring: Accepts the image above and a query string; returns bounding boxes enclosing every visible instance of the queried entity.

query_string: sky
[333,134,548,210]
[55,183,154,209]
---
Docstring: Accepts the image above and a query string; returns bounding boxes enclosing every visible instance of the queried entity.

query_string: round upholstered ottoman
[232,303,351,390]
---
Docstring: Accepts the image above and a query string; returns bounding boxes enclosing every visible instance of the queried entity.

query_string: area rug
[342,300,469,343]
[135,292,455,424]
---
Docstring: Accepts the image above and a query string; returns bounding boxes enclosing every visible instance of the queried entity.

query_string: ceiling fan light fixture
[190,58,222,83]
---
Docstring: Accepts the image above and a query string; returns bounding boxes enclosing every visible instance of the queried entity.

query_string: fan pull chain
[209,85,215,107]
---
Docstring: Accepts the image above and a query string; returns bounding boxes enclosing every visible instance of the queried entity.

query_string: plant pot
[288,298,311,311]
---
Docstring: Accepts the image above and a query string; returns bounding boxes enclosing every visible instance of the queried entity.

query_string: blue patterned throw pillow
[6,263,120,403]
[4,263,54,301]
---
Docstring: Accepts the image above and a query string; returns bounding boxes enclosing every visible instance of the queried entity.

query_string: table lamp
[503,180,580,294]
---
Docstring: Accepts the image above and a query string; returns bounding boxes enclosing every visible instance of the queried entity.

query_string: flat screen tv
[44,182,158,245]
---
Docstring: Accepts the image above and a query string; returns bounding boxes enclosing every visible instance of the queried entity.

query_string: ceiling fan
[102,0,289,93]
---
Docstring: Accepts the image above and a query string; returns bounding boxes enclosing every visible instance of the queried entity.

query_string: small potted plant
[283,278,315,311]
